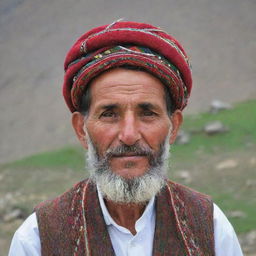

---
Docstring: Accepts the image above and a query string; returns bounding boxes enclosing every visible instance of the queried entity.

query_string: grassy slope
[1,99,256,254]
[172,100,256,233]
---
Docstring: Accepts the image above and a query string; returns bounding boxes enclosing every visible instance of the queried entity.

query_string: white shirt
[9,191,243,256]
[97,188,156,256]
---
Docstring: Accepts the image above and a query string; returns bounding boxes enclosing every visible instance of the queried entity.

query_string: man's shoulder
[33,178,94,249]
[166,179,213,208]
[167,179,212,198]
[34,178,91,212]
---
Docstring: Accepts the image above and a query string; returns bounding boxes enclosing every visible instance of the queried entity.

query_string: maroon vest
[35,179,215,256]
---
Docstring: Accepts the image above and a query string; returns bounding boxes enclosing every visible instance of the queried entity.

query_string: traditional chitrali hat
[63,20,192,112]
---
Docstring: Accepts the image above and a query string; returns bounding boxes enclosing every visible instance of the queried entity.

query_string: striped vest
[35,179,215,256]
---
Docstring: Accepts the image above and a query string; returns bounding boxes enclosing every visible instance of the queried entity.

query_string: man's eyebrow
[99,104,118,110]
[138,102,157,110]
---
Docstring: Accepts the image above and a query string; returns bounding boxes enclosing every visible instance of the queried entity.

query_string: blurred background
[1,0,256,163]
[0,0,256,255]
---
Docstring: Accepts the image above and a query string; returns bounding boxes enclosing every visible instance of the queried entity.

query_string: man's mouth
[110,154,149,169]
[111,153,147,158]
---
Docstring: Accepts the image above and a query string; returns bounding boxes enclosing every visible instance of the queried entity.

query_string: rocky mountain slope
[1,0,256,163]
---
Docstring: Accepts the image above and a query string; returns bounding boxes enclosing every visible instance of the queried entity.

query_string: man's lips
[111,153,147,158]
[111,155,147,165]
[110,154,148,162]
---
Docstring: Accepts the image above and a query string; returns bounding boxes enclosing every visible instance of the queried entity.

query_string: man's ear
[169,110,183,145]
[71,112,88,149]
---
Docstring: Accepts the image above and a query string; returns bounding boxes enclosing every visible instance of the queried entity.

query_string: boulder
[216,159,238,170]
[204,121,229,135]
[210,100,233,114]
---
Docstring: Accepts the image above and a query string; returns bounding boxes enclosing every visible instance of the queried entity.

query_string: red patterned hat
[63,20,192,112]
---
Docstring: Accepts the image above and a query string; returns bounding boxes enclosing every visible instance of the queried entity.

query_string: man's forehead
[90,68,166,93]
[88,69,166,106]
[90,94,167,112]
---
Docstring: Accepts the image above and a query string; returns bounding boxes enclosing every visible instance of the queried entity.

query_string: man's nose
[118,114,141,145]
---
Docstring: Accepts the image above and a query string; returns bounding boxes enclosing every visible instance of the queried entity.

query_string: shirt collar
[97,185,155,231]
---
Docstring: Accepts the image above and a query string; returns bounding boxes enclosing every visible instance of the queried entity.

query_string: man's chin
[109,168,150,180]
[90,167,166,204]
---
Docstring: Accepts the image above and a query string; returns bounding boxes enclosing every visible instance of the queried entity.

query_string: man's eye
[142,110,156,116]
[100,111,116,118]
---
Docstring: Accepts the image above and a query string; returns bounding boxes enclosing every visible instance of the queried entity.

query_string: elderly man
[9,21,243,256]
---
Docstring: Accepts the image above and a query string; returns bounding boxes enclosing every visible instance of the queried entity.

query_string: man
[9,20,243,255]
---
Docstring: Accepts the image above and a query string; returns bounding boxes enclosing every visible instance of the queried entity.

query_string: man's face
[76,68,182,179]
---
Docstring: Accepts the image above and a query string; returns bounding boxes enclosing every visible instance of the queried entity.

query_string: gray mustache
[105,143,154,158]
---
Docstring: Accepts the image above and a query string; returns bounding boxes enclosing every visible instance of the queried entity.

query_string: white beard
[85,131,171,204]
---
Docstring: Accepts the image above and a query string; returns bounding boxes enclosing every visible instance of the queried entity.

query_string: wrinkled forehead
[90,68,166,111]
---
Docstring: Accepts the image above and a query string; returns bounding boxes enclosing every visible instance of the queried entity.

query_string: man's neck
[104,199,147,235]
